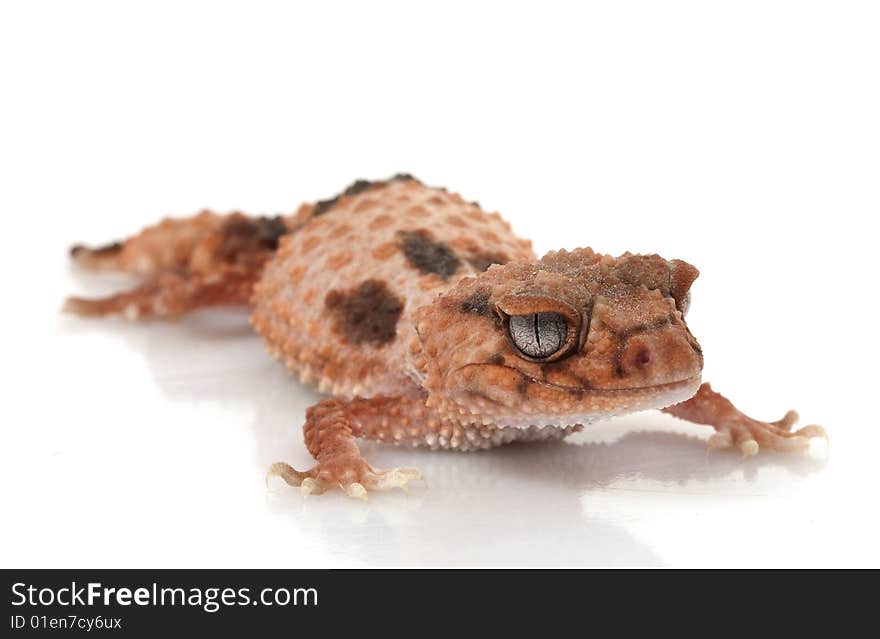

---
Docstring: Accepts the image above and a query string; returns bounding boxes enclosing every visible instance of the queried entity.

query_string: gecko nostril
[634,347,652,368]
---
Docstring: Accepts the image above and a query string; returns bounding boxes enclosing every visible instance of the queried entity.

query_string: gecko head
[412,248,703,427]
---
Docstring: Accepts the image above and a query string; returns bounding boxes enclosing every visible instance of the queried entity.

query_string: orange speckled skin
[66,175,827,497]
[251,178,533,398]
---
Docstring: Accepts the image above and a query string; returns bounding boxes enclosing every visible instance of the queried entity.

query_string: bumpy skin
[251,176,533,398]
[65,175,827,497]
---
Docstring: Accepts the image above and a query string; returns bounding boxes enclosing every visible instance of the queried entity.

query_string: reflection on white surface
[6,289,857,568]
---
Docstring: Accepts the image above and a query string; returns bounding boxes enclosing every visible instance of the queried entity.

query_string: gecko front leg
[268,397,429,498]
[663,383,827,456]
[267,396,580,497]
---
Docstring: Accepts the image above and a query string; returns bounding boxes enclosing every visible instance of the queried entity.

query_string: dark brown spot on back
[324,279,404,346]
[467,251,509,272]
[228,215,287,246]
[313,197,340,217]
[218,215,288,262]
[399,229,461,279]
[341,179,373,197]
[313,173,421,217]
[487,353,505,365]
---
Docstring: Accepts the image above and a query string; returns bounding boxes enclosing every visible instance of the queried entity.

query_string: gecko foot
[664,383,828,457]
[266,460,424,499]
[707,416,827,457]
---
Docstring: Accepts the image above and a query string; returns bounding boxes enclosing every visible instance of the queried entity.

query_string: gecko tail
[65,210,294,319]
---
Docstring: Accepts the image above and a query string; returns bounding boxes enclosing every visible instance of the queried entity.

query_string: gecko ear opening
[670,260,699,313]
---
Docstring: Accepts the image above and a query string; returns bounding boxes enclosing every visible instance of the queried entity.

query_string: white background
[1,1,878,567]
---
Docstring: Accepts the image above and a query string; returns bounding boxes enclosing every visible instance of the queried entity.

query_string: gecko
[64,174,827,498]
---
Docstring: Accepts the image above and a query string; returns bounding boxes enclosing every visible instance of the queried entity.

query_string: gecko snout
[618,329,702,385]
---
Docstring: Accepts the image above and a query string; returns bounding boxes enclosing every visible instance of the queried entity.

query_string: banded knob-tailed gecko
[65,174,826,498]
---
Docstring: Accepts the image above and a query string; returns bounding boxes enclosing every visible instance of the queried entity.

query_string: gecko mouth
[453,363,702,426]
[519,371,701,396]
[458,362,701,396]
[456,367,701,429]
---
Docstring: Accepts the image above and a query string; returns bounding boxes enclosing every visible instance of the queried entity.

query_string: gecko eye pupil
[507,312,569,359]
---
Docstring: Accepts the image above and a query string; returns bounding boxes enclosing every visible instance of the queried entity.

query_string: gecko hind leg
[663,382,827,456]
[63,266,260,319]
[267,398,425,499]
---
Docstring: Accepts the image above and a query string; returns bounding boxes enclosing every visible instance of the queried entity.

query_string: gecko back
[251,175,534,398]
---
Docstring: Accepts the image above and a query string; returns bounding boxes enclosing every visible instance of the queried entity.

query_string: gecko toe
[266,462,309,487]
[795,424,827,440]
[343,482,368,500]
[739,439,759,457]
[366,467,426,492]
[707,432,733,450]
[777,435,811,452]
[301,477,326,496]
[772,410,799,431]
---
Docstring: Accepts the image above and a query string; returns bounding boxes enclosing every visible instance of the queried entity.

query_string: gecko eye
[506,312,572,361]
[495,295,583,362]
